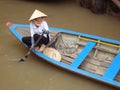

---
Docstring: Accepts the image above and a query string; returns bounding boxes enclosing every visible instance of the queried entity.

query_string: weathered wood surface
[51,32,120,81]
[115,71,120,82]
[16,27,120,82]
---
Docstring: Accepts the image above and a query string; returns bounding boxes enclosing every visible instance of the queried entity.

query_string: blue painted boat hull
[7,23,120,88]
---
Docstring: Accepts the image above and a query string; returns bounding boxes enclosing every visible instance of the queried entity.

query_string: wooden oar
[19,37,42,62]
[19,32,45,62]
[6,22,45,62]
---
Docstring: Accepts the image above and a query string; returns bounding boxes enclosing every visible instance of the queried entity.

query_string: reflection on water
[0,0,119,90]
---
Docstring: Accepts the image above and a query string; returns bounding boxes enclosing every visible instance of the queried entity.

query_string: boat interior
[15,27,120,83]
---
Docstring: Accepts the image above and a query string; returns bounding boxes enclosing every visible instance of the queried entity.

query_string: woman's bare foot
[39,44,46,52]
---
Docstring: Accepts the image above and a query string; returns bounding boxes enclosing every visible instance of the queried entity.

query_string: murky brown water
[0,0,120,90]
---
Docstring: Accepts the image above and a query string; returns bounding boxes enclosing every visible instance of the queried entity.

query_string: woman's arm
[30,22,35,47]
[42,21,49,30]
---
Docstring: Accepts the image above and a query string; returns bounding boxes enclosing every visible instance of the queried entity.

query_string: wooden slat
[80,62,106,75]
[62,55,74,63]
[115,72,120,82]
[70,42,96,68]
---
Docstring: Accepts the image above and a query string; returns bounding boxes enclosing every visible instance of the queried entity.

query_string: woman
[22,9,50,52]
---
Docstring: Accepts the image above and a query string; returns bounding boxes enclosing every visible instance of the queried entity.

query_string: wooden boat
[7,22,120,88]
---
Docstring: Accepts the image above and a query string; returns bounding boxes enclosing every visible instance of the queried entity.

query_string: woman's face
[34,17,44,26]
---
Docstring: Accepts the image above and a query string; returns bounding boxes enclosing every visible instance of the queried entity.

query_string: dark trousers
[22,34,49,48]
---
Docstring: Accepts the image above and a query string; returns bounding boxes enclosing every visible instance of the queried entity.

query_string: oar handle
[31,30,48,50]
[19,31,45,62]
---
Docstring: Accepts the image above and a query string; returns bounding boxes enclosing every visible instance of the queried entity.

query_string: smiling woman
[22,9,50,52]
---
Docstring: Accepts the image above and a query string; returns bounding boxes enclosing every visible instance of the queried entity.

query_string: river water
[0,0,120,90]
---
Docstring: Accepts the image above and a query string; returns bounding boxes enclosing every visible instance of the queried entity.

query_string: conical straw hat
[43,47,61,62]
[29,9,47,21]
